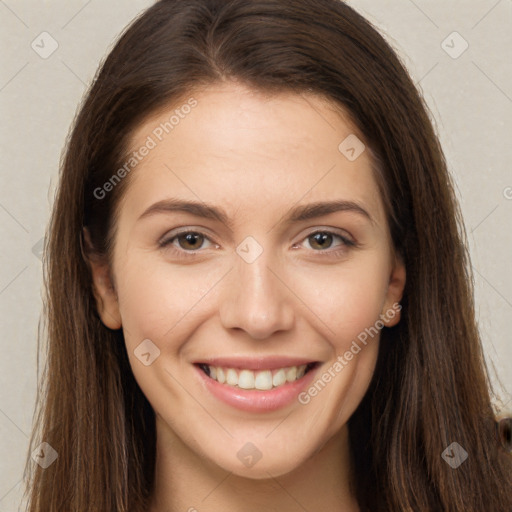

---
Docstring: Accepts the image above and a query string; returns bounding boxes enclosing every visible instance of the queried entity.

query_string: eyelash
[158,228,357,259]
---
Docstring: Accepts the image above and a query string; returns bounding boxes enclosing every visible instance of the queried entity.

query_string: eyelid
[294,229,356,256]
[299,227,355,245]
[158,226,356,256]
[158,227,216,247]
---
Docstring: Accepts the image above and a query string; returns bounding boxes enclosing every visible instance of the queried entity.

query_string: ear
[82,228,122,330]
[380,251,406,328]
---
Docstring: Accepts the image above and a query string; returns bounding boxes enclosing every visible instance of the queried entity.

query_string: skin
[88,80,406,512]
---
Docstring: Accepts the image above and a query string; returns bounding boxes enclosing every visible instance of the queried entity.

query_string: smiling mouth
[196,362,319,391]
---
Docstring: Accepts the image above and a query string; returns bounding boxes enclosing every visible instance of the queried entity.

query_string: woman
[24,0,512,510]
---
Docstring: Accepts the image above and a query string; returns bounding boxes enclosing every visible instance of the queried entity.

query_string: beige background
[1,0,511,509]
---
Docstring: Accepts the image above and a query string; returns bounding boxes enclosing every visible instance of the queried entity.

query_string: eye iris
[310,232,333,250]
[178,232,203,250]
[172,232,341,251]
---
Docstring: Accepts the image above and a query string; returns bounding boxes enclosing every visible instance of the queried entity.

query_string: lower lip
[194,364,319,412]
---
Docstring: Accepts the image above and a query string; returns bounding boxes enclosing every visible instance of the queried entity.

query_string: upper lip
[194,356,319,371]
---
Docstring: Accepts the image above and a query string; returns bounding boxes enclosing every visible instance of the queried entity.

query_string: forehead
[119,82,386,229]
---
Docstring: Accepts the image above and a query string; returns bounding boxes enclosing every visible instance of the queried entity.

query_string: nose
[219,247,295,340]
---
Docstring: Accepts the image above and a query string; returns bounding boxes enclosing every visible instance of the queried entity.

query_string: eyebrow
[138,197,374,228]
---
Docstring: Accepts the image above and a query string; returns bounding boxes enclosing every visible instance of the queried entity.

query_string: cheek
[295,263,387,430]
[116,247,390,350]
[292,254,390,350]
[114,252,214,345]
[114,246,387,450]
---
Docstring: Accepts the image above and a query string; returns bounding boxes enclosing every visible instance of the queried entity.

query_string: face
[89,81,405,478]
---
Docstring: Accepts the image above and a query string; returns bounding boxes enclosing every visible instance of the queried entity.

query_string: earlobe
[82,228,122,330]
[381,253,406,328]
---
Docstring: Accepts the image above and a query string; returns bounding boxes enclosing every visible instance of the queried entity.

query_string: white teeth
[285,366,297,382]
[254,370,273,390]
[226,368,238,386]
[238,370,255,389]
[203,364,313,390]
[272,369,286,387]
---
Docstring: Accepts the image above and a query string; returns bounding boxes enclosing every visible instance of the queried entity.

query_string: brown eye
[159,230,214,254]
[303,230,355,252]
[176,232,205,250]
[309,232,336,250]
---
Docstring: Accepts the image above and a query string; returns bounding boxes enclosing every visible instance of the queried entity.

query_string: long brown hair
[23,0,512,510]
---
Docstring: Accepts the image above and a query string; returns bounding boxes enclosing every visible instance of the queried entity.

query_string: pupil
[312,232,331,249]
[180,233,202,249]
